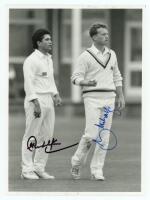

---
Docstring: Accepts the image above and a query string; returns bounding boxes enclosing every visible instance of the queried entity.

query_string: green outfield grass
[9,112,141,192]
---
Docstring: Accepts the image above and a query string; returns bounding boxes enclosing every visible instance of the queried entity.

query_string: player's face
[38,34,52,53]
[94,28,109,45]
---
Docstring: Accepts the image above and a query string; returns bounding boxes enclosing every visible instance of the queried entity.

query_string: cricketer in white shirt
[71,23,125,180]
[24,49,58,101]
[22,31,61,180]
[71,44,123,97]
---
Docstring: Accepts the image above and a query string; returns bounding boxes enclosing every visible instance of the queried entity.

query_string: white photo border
[0,0,149,199]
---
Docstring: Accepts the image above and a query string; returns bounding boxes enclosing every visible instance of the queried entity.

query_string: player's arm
[71,54,97,87]
[115,86,125,111]
[50,60,62,106]
[113,52,125,110]
[79,79,97,86]
[23,59,41,118]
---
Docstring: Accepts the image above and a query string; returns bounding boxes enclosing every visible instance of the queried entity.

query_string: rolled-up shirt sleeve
[113,52,123,87]
[23,58,38,101]
[71,54,88,85]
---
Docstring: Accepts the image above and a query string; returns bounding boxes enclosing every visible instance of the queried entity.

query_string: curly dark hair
[32,29,50,49]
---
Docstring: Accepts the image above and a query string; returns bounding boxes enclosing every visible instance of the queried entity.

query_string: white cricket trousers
[72,96,115,175]
[22,93,55,173]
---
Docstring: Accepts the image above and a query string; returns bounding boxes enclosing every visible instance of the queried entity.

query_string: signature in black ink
[27,136,78,153]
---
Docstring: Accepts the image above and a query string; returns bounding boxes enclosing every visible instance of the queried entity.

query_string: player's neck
[94,43,105,53]
[38,48,48,55]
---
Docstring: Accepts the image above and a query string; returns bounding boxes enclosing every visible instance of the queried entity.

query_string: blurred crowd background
[9,9,142,117]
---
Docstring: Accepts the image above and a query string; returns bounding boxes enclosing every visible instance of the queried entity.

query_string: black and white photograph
[7,7,142,193]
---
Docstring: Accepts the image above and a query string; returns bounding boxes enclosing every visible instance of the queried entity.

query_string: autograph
[95,106,114,129]
[93,106,119,150]
[27,106,120,153]
[27,136,78,153]
[93,128,117,150]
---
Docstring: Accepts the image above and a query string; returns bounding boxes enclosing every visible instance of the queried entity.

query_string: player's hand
[31,99,41,118]
[79,79,97,87]
[115,95,125,111]
[53,94,62,106]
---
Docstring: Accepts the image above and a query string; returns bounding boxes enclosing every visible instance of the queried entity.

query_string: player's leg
[71,97,100,179]
[90,99,115,180]
[21,101,43,179]
[33,95,55,179]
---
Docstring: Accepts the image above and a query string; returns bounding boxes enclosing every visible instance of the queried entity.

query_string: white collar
[35,49,51,58]
[90,44,110,55]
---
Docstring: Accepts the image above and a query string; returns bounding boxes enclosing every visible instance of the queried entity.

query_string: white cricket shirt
[23,49,58,101]
[71,44,123,98]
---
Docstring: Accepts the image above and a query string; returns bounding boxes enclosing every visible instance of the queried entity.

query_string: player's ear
[92,35,97,41]
[37,41,41,48]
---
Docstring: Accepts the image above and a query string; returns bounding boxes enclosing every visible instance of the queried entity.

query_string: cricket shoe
[21,171,39,180]
[34,171,55,179]
[91,172,105,181]
[71,166,80,180]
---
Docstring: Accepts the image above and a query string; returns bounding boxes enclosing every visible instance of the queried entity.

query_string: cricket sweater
[71,44,123,98]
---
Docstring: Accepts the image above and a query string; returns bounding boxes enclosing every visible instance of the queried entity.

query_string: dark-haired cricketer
[71,23,125,180]
[21,29,62,179]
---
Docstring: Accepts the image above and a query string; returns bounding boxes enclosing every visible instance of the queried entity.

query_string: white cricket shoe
[21,171,39,180]
[71,166,80,180]
[34,171,55,179]
[91,172,105,181]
